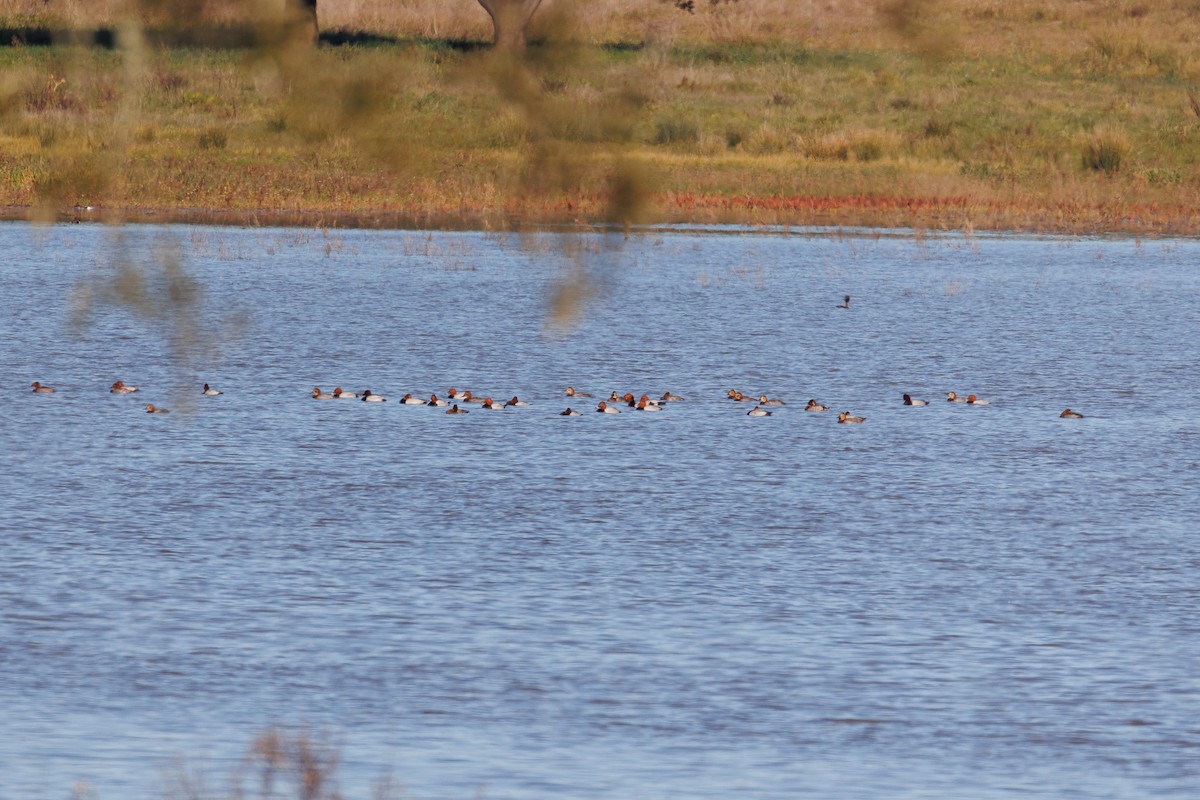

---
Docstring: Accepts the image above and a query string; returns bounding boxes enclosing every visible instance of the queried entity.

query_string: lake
[1,223,1198,799]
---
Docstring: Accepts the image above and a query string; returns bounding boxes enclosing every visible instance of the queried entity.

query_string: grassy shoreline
[2,1,1199,236]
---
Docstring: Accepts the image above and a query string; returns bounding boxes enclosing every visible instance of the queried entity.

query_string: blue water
[1,223,1198,799]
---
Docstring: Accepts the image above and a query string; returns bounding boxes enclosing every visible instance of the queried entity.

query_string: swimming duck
[333,387,359,399]
[480,397,505,410]
[447,388,467,401]
[638,394,661,407]
[902,394,927,406]
[145,404,169,414]
[312,387,333,399]
[758,394,785,406]
[362,389,387,402]
[596,401,620,413]
[622,392,637,407]
[727,389,740,400]
[836,295,850,309]
[946,391,968,403]
[747,406,772,417]
[838,411,866,424]
[966,394,990,405]
[458,390,481,403]
[111,380,139,394]
[399,393,425,405]
[427,394,447,407]
[560,408,582,416]
[566,386,592,398]
[202,383,222,396]
[660,392,684,402]
[1060,408,1084,419]
[636,397,663,412]
[31,381,55,393]
[446,404,469,414]
[805,399,829,412]
[608,391,623,403]
[504,396,529,408]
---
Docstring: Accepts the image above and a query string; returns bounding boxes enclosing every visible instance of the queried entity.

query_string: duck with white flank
[838,411,866,424]
[902,394,927,406]
[202,383,223,396]
[805,399,829,412]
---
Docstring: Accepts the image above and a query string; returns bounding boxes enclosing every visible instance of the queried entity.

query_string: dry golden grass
[2,0,1200,233]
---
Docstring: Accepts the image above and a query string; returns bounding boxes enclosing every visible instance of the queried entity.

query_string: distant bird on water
[836,295,850,309]
[31,381,55,393]
[1060,409,1084,419]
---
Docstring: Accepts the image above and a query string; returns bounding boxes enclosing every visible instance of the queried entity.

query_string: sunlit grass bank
[1,0,1199,233]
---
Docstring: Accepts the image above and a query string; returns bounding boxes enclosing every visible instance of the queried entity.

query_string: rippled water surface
[2,223,1198,799]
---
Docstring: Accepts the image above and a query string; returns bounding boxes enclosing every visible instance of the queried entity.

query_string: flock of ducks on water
[28,380,1085,420]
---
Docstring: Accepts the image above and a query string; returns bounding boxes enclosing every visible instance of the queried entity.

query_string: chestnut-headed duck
[566,386,592,398]
[902,394,927,406]
[838,411,866,424]
[1060,408,1084,419]
[727,389,740,399]
[596,401,620,413]
[660,392,684,402]
[560,407,581,416]
[747,406,772,417]
[836,294,850,309]
[504,396,529,408]
[966,394,990,405]
[362,389,387,402]
[447,388,466,400]
[202,383,222,396]
[446,404,469,414]
[946,391,968,403]
[458,390,482,403]
[480,397,505,410]
[758,394,785,406]
[638,394,661,407]
[805,399,829,412]
[333,387,359,399]
[636,397,663,411]
[111,380,139,394]
[312,387,333,399]
[145,404,169,414]
[399,393,425,405]
[427,394,447,407]
[622,392,637,407]
[31,381,56,393]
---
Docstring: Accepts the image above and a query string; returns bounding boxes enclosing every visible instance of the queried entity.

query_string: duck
[458,390,481,403]
[727,389,740,400]
[608,391,623,403]
[638,394,661,407]
[565,386,592,398]
[836,294,850,309]
[636,397,663,412]
[659,391,684,402]
[399,393,425,405]
[967,394,990,405]
[145,404,169,414]
[804,399,829,412]
[333,387,359,399]
[504,396,529,408]
[758,394,785,406]
[202,383,222,396]
[427,394,448,407]
[747,406,772,417]
[31,381,56,393]
[447,388,468,401]
[361,389,387,402]
[946,391,968,403]
[479,397,505,410]
[902,394,927,406]
[560,407,582,416]
[446,404,469,414]
[596,401,620,413]
[312,386,333,399]
[1060,408,1084,419]
[111,380,139,394]
[838,411,866,424]
[622,392,637,407]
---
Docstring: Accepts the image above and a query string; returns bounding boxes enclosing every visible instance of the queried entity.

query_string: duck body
[333,387,359,399]
[946,391,968,403]
[427,394,448,407]
[902,394,927,406]
[805,400,829,412]
[747,406,772,417]
[838,411,866,424]
[596,401,620,414]
[659,392,684,402]
[636,398,662,412]
[966,394,990,405]
[31,381,55,393]
[399,394,425,405]
[202,383,222,396]
[111,381,139,394]
[1060,409,1084,419]
[504,396,530,408]
[758,395,785,406]
[362,390,387,402]
[446,404,468,414]
[145,404,169,414]
[560,408,581,416]
[565,387,592,398]
[312,387,333,399]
